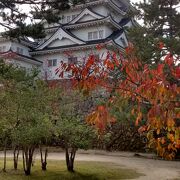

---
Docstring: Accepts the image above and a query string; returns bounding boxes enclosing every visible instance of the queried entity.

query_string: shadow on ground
[0,160,144,180]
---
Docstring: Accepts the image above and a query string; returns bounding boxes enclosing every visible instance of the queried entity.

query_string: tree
[0,0,84,38]
[128,0,180,64]
[58,47,180,160]
[0,60,31,172]
[11,79,53,175]
[53,90,96,172]
[0,60,53,175]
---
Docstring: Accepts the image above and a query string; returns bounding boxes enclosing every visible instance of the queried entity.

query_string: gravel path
[47,152,180,180]
[0,150,180,180]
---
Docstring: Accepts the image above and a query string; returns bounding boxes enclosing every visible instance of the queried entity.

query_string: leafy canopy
[57,44,180,160]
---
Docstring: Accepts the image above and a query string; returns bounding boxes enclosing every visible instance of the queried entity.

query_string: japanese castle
[0,0,136,80]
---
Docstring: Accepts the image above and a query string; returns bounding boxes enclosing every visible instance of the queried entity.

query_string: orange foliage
[86,105,116,133]
[56,46,180,159]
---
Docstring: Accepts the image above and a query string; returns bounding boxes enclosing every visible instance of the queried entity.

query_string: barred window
[99,30,104,39]
[88,32,93,40]
[48,59,57,67]
[68,57,78,64]
[88,30,104,40]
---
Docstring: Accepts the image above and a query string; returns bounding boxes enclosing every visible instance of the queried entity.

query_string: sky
[0,0,142,33]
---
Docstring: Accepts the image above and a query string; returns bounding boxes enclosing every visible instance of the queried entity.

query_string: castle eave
[45,16,121,34]
[65,16,121,30]
[0,50,42,65]
[30,41,114,55]
[71,0,106,10]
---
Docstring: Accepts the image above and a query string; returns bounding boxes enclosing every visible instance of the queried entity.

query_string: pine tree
[0,0,84,38]
[129,0,180,64]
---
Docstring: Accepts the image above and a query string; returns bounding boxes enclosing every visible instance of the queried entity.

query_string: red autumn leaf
[125,47,131,54]
[97,105,105,111]
[86,56,95,67]
[125,45,134,55]
[59,71,64,78]
[158,42,164,49]
[175,67,180,78]
[107,61,114,70]
[63,50,72,57]
[96,44,103,51]
[157,64,164,74]
[103,59,108,66]
[165,54,174,66]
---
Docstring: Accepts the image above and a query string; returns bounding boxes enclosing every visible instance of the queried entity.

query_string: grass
[0,159,144,180]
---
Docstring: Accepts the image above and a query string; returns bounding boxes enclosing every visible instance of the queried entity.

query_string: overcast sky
[0,0,142,32]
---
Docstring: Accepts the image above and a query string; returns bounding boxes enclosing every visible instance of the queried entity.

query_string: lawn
[0,159,144,180]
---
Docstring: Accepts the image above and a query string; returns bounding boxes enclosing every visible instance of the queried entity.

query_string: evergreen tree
[0,0,84,38]
[129,0,180,64]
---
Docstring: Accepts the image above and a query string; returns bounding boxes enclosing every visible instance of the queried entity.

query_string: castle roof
[64,15,121,30]
[0,50,42,65]
[36,27,85,50]
[45,8,121,33]
[30,29,125,55]
[70,0,131,15]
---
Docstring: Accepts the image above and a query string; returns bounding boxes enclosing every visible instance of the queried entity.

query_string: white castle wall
[0,41,12,52]
[35,47,109,80]
[71,25,113,41]
[11,42,31,57]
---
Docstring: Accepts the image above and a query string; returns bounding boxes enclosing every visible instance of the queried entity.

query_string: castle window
[88,32,93,40]
[99,30,104,39]
[93,31,98,39]
[61,15,65,24]
[48,59,57,67]
[88,30,104,40]
[68,57,78,64]
[67,16,71,23]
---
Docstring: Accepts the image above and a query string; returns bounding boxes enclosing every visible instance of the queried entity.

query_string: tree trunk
[13,146,20,170]
[65,147,77,172]
[2,138,7,172]
[39,146,48,171]
[22,146,35,176]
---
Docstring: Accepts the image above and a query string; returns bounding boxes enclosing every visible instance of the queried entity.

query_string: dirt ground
[1,150,180,180]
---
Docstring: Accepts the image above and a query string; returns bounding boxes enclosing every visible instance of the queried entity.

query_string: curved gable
[114,32,128,48]
[36,28,85,50]
[69,8,104,24]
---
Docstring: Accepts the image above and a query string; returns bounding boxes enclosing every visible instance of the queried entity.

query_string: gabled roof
[68,8,105,24]
[0,50,42,65]
[114,31,128,48]
[30,29,125,55]
[36,27,85,50]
